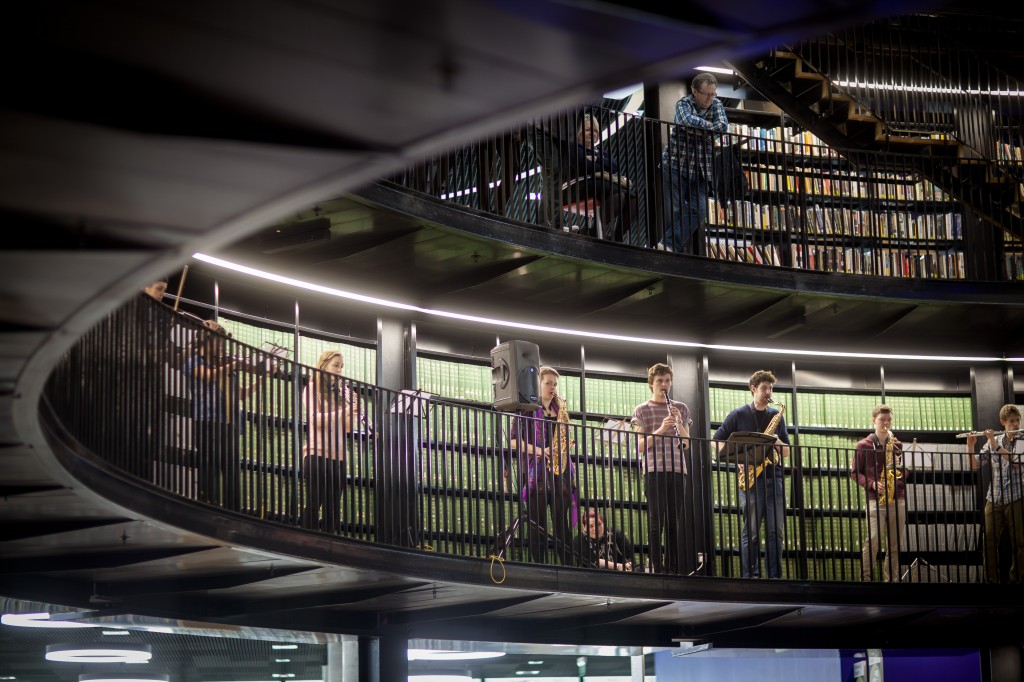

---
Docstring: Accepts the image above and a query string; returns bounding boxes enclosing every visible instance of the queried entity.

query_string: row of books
[416,357,654,418]
[706,198,963,242]
[727,125,832,158]
[706,237,784,266]
[222,316,377,384]
[417,357,493,404]
[997,142,1023,162]
[709,387,973,432]
[790,243,967,279]
[743,165,950,204]
[1006,253,1024,281]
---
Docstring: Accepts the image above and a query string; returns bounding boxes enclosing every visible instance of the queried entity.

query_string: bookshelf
[706,358,978,579]
[706,124,967,279]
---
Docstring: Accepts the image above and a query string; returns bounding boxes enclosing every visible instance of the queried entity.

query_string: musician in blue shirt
[714,370,790,579]
[969,404,1024,583]
[661,72,729,253]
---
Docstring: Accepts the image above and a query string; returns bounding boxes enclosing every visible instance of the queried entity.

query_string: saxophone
[738,401,786,491]
[548,393,573,475]
[878,428,902,505]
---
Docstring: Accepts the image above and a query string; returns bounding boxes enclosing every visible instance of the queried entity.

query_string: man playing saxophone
[631,363,698,575]
[509,366,578,565]
[714,370,791,579]
[851,404,909,582]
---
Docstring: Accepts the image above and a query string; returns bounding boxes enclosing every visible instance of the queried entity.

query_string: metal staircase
[729,13,1024,241]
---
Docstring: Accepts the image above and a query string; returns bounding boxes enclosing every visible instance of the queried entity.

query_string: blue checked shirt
[976,433,1024,504]
[662,94,729,180]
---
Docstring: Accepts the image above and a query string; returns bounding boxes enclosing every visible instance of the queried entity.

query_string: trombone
[954,428,1022,439]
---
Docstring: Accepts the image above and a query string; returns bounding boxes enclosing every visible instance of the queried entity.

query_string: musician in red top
[851,404,910,582]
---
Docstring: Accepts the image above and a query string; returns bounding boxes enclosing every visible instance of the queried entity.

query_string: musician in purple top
[509,366,578,565]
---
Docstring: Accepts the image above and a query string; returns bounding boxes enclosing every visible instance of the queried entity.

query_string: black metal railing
[392,103,1020,281]
[44,296,1013,583]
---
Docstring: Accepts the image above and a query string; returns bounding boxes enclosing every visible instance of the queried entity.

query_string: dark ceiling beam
[434,255,547,294]
[215,582,431,620]
[858,305,927,343]
[546,603,674,632]
[2,43,392,153]
[680,606,803,639]
[98,566,319,597]
[712,292,801,337]
[387,594,550,625]
[0,518,126,542]
[573,278,665,316]
[0,484,64,498]
[0,546,216,574]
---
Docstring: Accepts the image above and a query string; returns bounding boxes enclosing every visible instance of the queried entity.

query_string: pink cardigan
[302,378,352,460]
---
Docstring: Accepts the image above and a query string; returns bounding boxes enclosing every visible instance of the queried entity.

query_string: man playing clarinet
[631,363,695,574]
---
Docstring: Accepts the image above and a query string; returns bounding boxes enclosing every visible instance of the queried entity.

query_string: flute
[954,428,1022,439]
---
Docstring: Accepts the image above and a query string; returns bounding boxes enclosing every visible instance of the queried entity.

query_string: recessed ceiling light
[102,630,131,636]
[45,644,152,664]
[271,674,295,678]
[527,660,544,665]
[274,659,291,663]
[2,612,94,629]
[514,672,540,676]
[407,650,506,661]
[271,645,298,650]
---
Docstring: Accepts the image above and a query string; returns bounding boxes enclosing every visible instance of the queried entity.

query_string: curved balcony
[26,293,1024,649]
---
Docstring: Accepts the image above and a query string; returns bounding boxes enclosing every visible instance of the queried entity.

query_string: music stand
[717,431,776,465]
[599,417,633,446]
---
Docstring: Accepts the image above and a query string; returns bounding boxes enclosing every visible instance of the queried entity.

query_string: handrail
[43,295,996,583]
[390,103,1022,281]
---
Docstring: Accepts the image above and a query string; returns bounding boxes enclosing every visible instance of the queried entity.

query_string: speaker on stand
[490,340,541,412]
[489,340,542,560]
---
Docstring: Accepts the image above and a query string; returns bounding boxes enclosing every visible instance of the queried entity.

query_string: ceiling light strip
[192,253,1018,363]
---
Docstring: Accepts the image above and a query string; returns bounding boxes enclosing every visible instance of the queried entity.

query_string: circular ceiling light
[2,613,95,629]
[407,650,506,661]
[45,644,153,663]
[80,675,169,682]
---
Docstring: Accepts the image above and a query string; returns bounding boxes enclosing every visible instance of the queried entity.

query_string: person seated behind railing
[302,350,358,534]
[563,112,637,243]
[182,320,264,512]
[573,507,634,571]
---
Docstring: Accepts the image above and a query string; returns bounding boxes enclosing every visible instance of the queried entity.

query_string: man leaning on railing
[661,72,729,254]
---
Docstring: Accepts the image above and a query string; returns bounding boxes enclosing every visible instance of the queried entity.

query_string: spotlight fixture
[80,674,168,682]
[2,612,94,629]
[45,644,153,663]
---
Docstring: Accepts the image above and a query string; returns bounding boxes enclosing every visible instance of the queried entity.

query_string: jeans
[662,163,708,253]
[644,471,689,574]
[739,471,785,578]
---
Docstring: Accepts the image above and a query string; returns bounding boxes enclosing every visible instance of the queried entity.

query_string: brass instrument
[878,428,903,505]
[738,401,786,491]
[548,393,573,474]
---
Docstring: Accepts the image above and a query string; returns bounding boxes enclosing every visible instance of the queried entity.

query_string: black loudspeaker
[490,340,541,412]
